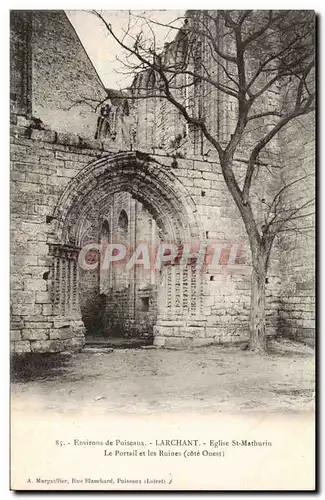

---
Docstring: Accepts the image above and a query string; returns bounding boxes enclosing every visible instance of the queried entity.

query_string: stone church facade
[10,10,315,354]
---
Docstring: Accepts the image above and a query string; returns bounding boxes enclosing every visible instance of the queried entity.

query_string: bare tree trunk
[249,263,267,352]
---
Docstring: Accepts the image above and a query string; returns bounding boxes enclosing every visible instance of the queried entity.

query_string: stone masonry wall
[99,193,159,341]
[152,154,281,348]
[129,10,314,346]
[30,10,107,137]
[277,114,315,345]
[11,117,282,353]
[10,11,32,117]
[10,9,315,353]
[10,120,106,355]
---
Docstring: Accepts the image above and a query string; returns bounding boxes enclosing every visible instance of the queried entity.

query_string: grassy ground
[11,339,315,414]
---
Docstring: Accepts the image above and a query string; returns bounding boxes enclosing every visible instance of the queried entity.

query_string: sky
[66,10,185,90]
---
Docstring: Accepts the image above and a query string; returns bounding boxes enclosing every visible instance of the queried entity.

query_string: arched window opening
[101,219,110,240]
[99,219,111,295]
[118,210,128,232]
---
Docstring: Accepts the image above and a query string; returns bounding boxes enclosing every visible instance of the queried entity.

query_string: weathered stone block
[14,341,31,353]
[22,329,49,340]
[194,160,220,173]
[176,158,194,170]
[24,172,49,185]
[63,337,85,351]
[16,116,32,128]
[186,319,208,327]
[182,327,203,338]
[11,303,41,316]
[79,137,102,150]
[49,328,72,340]
[26,242,49,256]
[34,205,50,216]
[164,337,191,348]
[42,304,53,315]
[10,317,24,329]
[35,291,51,304]
[153,336,165,347]
[56,132,80,147]
[24,278,47,292]
[70,320,86,337]
[24,318,52,327]
[302,319,315,328]
[202,171,220,181]
[56,167,79,178]
[172,167,187,177]
[181,177,194,187]
[205,327,218,338]
[11,171,26,182]
[17,181,41,194]
[157,320,185,327]
[31,129,57,143]
[10,330,22,341]
[11,291,35,304]
[14,255,39,266]
[153,326,174,337]
[187,170,202,179]
[192,338,214,347]
[53,319,71,329]
[30,340,62,353]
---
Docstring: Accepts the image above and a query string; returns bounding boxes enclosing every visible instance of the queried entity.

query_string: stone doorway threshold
[85,336,153,349]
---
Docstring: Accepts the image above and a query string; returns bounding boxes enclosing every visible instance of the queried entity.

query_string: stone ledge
[192,338,214,347]
[13,119,113,154]
[31,129,57,143]
[164,337,192,349]
[12,335,85,355]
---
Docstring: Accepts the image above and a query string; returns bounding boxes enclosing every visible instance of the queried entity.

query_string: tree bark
[249,264,267,352]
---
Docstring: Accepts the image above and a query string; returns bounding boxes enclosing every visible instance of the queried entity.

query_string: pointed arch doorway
[50,151,203,348]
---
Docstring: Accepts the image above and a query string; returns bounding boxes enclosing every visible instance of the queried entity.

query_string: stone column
[48,243,85,351]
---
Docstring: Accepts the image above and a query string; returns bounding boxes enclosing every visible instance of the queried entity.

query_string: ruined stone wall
[152,154,280,348]
[128,10,314,347]
[11,116,282,353]
[10,9,315,353]
[133,204,159,340]
[78,213,101,339]
[99,192,134,338]
[277,114,315,345]
[11,124,163,351]
[10,120,105,354]
[10,11,32,117]
[100,193,159,341]
[131,11,282,164]
[30,10,107,136]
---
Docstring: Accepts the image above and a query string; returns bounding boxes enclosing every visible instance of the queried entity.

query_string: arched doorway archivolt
[52,151,200,246]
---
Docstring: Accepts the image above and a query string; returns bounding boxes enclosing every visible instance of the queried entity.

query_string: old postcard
[10,9,316,491]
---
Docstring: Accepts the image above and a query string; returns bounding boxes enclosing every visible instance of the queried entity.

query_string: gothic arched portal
[50,151,203,347]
